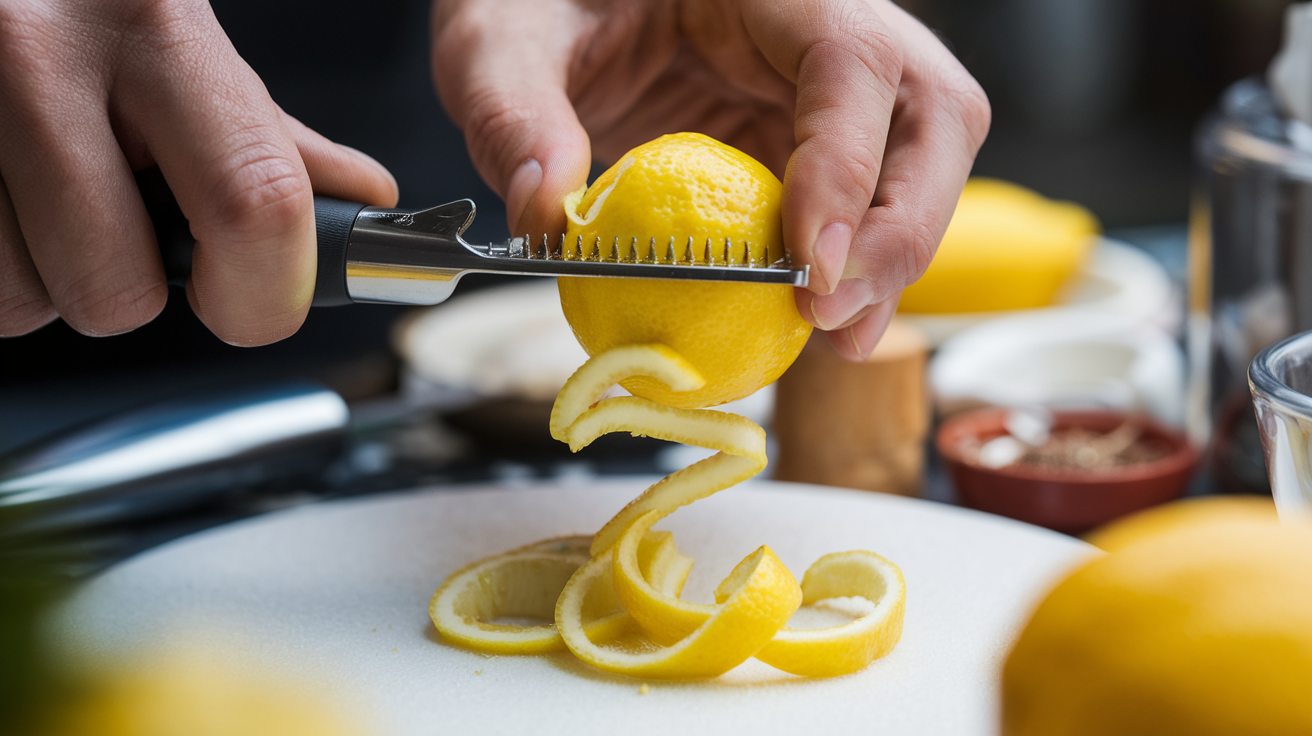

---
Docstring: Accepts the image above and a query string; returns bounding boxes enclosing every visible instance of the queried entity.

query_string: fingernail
[809,278,875,331]
[847,326,866,360]
[340,145,397,191]
[812,222,852,294]
[506,158,544,234]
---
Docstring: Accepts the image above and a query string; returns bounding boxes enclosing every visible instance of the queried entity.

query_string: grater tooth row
[507,235,785,267]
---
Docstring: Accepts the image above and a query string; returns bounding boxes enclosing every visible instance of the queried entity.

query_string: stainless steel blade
[344,200,809,306]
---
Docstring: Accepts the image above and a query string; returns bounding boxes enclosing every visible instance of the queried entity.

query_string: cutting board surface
[50,479,1095,736]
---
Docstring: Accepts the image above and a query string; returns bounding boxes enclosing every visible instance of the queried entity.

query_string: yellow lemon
[48,648,362,736]
[1002,516,1312,736]
[1084,495,1278,553]
[899,178,1100,314]
[557,132,811,409]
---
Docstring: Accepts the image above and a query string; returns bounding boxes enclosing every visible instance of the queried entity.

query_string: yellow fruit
[429,343,907,679]
[48,648,362,736]
[752,550,906,678]
[557,132,811,409]
[1002,517,1312,736]
[1085,495,1277,553]
[429,535,627,654]
[899,178,1100,314]
[557,528,802,680]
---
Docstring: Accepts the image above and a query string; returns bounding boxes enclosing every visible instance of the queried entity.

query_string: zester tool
[137,168,808,307]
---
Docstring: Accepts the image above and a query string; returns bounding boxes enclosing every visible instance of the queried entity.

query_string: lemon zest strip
[430,343,906,679]
[548,344,704,442]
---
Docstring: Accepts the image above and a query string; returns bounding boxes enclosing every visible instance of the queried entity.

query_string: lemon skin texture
[1002,517,1312,736]
[558,132,811,409]
[899,178,1100,314]
[1084,495,1277,553]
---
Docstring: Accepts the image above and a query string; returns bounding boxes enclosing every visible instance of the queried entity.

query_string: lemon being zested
[428,133,903,682]
[557,132,811,409]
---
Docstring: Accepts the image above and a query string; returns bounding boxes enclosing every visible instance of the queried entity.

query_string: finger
[0,175,56,336]
[805,4,989,328]
[117,3,316,346]
[432,0,591,236]
[740,0,902,295]
[280,110,399,207]
[808,96,980,320]
[0,14,167,336]
[11,139,165,338]
[825,294,898,361]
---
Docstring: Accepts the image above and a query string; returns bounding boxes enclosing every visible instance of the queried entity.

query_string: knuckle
[816,156,879,212]
[205,139,311,243]
[799,126,881,197]
[835,142,881,194]
[433,0,483,47]
[919,62,991,146]
[113,0,212,60]
[900,217,939,284]
[118,0,196,33]
[812,2,904,92]
[847,25,903,89]
[938,72,991,145]
[461,87,537,176]
[958,86,992,145]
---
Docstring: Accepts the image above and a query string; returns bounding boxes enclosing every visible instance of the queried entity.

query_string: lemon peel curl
[429,344,905,679]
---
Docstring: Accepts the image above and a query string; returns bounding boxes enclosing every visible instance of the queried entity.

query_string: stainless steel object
[344,199,809,305]
[138,165,809,309]
[0,382,348,537]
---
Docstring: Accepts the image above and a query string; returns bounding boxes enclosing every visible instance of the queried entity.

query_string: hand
[432,0,989,360]
[0,0,398,345]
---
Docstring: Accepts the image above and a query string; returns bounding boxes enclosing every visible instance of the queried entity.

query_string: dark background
[0,0,1296,449]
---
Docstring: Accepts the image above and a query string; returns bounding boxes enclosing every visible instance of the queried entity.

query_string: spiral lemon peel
[429,344,905,679]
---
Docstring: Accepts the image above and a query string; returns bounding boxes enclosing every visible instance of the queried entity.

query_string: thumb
[432,1,592,237]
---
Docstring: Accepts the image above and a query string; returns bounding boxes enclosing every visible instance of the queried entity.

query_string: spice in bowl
[961,410,1174,473]
[938,408,1199,534]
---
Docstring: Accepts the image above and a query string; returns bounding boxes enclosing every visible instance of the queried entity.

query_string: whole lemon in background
[1001,516,1312,736]
[1084,495,1278,553]
[558,133,811,409]
[898,178,1100,314]
[46,649,362,736]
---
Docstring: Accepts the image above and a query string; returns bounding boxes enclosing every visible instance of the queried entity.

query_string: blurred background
[0,0,1289,441]
[1,0,1306,731]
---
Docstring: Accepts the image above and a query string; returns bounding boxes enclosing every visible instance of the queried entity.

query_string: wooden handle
[772,318,930,496]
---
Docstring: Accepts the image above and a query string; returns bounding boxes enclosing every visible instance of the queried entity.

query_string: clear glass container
[1249,330,1312,518]
[1193,77,1312,494]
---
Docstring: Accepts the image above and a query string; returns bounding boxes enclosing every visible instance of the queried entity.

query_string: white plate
[49,479,1094,736]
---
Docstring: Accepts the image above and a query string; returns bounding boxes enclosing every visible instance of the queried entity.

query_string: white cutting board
[49,479,1095,736]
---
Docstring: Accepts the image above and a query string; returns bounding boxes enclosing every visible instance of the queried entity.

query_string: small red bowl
[936,409,1200,535]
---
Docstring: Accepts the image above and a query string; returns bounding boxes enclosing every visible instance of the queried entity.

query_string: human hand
[0,0,398,345]
[432,0,989,360]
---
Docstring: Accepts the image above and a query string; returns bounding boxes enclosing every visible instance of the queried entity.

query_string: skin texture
[0,0,988,358]
[0,0,398,345]
[432,0,990,359]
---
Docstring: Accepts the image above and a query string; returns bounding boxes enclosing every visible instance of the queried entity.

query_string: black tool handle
[134,166,365,307]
